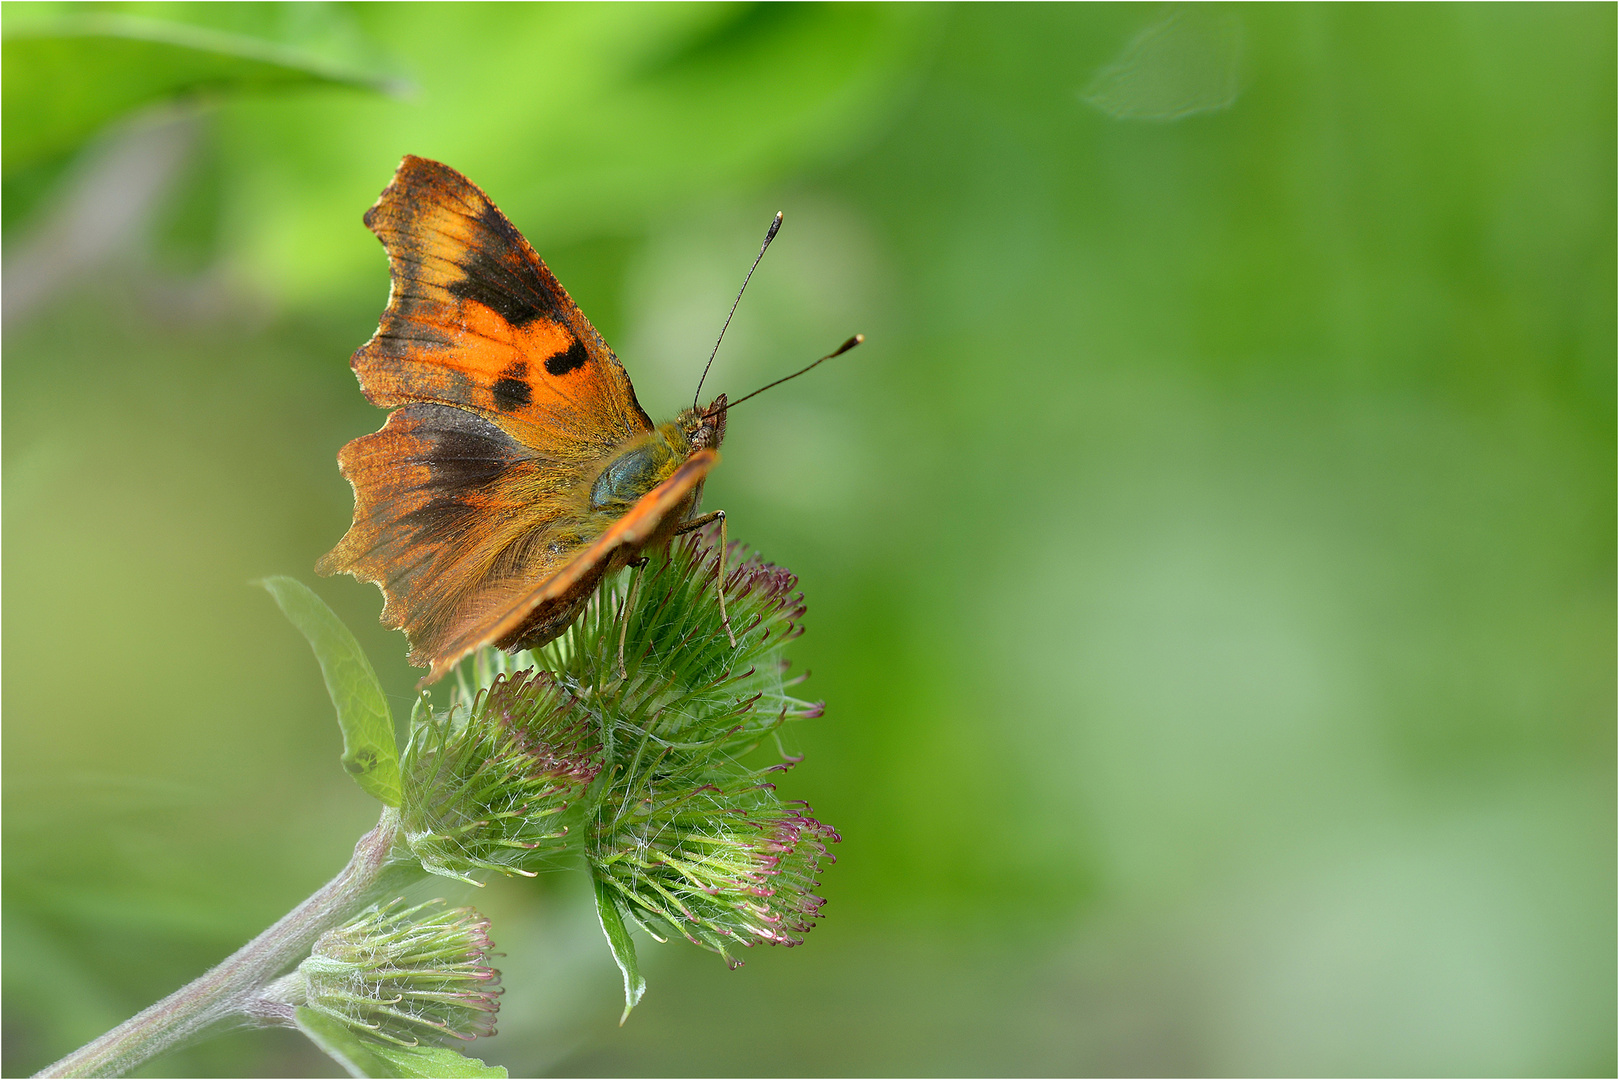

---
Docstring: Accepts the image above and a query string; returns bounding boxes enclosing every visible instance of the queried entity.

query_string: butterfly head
[685,393,728,453]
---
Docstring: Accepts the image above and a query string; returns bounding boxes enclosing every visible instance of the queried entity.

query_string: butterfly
[318,156,857,687]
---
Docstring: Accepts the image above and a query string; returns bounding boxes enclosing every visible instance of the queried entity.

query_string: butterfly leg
[675,510,736,648]
[617,556,650,680]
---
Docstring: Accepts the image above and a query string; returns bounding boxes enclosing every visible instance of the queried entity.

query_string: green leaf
[260,576,401,807]
[295,1007,507,1079]
[2,8,405,176]
[594,876,647,1024]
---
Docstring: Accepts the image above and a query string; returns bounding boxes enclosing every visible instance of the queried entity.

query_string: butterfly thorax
[585,397,725,516]
[587,429,687,513]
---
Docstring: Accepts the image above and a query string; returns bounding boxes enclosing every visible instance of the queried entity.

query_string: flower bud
[537,533,823,744]
[297,900,501,1046]
[402,670,601,883]
[592,786,838,966]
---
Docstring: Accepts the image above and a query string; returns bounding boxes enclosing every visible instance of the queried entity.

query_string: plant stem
[37,808,404,1079]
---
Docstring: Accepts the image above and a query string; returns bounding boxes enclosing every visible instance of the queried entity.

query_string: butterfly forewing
[353,155,653,450]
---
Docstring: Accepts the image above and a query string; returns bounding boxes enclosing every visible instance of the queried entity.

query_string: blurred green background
[3,3,1614,1076]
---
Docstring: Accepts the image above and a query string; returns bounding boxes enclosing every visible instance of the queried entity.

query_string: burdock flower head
[292,899,501,1047]
[400,669,600,883]
[593,784,838,962]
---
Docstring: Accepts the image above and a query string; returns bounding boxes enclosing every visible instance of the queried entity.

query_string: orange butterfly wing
[350,154,651,442]
[319,156,686,680]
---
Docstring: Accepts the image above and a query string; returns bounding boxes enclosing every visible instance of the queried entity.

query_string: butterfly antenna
[713,334,864,413]
[694,211,783,410]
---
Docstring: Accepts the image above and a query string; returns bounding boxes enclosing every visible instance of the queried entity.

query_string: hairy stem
[37,808,405,1079]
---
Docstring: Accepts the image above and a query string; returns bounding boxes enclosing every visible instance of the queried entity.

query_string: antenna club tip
[764,213,783,243]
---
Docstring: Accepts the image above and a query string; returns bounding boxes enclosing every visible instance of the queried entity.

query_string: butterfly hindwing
[354,155,653,454]
[316,403,560,665]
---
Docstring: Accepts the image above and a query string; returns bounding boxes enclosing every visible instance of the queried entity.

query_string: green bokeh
[4,3,1613,1076]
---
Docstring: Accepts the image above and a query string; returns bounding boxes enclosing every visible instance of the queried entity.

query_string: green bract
[295,1008,507,1080]
[549,534,837,971]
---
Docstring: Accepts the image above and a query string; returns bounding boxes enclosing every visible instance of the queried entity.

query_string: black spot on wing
[492,376,532,412]
[492,361,531,411]
[445,202,565,328]
[544,338,589,376]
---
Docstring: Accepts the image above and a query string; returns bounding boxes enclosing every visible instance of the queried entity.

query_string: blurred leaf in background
[2,1,405,229]
[1081,4,1244,121]
[3,3,1613,1077]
